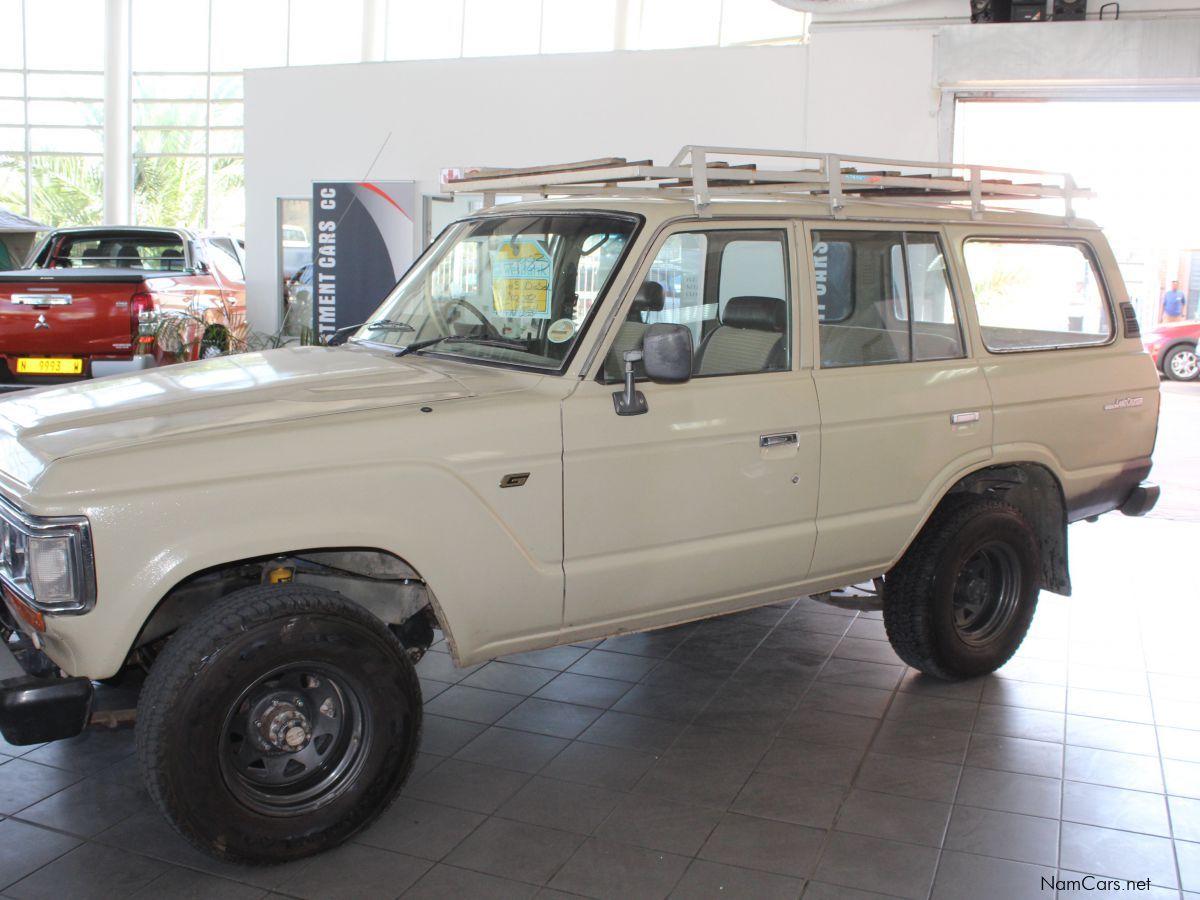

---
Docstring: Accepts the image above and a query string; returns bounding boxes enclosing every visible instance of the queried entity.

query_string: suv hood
[0,345,530,479]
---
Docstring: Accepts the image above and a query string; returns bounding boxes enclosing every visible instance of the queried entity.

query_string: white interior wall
[244,16,1200,330]
[244,45,816,330]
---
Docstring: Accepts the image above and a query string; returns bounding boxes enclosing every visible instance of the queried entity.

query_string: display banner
[311,181,416,339]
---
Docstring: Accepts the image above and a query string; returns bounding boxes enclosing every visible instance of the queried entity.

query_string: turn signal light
[130,292,158,349]
[3,585,45,633]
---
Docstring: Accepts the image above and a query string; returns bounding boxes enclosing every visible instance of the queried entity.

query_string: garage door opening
[954,97,1200,328]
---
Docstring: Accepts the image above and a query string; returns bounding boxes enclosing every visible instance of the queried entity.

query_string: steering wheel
[442,298,505,342]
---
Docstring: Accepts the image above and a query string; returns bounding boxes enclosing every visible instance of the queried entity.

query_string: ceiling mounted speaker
[1053,0,1087,18]
[970,0,1012,22]
[1011,0,1048,19]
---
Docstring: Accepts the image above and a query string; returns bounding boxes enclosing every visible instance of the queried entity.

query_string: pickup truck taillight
[130,292,158,348]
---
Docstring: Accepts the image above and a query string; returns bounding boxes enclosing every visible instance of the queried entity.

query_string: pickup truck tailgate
[0,271,142,362]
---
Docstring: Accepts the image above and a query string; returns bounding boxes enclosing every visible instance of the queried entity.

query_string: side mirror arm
[612,350,648,416]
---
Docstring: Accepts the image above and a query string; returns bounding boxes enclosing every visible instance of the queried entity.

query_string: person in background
[1161,280,1186,323]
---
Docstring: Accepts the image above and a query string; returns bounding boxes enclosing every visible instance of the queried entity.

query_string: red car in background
[0,226,246,391]
[1143,319,1200,382]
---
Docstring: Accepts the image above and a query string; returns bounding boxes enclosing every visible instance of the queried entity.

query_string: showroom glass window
[130,0,292,232]
[814,230,965,368]
[0,0,105,226]
[963,239,1114,351]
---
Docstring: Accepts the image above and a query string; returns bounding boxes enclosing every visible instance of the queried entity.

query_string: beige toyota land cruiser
[0,148,1160,863]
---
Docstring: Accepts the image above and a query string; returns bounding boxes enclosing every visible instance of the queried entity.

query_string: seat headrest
[722,296,786,332]
[162,248,183,258]
[629,280,665,316]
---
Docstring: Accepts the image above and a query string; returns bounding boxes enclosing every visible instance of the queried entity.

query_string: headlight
[0,496,94,615]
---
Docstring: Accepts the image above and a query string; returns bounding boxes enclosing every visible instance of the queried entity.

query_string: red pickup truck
[0,226,246,391]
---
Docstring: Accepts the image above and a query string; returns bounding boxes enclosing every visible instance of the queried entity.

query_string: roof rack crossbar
[442,146,1090,220]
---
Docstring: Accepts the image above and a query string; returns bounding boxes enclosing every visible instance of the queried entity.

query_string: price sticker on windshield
[491,239,553,319]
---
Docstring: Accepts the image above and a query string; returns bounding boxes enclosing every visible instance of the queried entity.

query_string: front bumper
[1119,481,1160,517]
[0,636,93,745]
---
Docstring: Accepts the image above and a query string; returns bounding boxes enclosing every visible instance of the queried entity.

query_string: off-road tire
[1163,344,1199,382]
[883,496,1040,680]
[135,585,422,864]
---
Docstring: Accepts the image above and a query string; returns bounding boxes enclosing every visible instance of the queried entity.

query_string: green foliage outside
[0,155,104,227]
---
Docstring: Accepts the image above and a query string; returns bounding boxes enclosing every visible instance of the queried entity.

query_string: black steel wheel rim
[219,662,370,816]
[951,541,1021,647]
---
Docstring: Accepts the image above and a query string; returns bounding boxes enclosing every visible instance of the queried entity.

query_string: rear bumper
[1119,481,1160,517]
[91,355,156,378]
[0,354,154,391]
[0,639,93,746]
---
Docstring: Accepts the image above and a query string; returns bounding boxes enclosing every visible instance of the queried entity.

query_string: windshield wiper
[365,319,415,333]
[394,335,527,357]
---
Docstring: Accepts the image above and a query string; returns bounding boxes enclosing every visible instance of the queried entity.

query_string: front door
[561,223,820,634]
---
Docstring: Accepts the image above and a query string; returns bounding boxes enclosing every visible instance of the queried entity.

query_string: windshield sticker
[491,239,553,319]
[547,318,575,343]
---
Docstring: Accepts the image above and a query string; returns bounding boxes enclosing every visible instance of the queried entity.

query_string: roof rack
[441,145,1090,221]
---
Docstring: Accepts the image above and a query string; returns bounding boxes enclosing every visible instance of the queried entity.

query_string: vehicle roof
[44,225,201,239]
[472,195,1101,231]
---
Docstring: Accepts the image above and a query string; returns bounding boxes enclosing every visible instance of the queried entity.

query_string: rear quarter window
[963,239,1113,352]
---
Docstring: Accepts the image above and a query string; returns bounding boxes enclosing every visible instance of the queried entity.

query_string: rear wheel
[883,497,1040,680]
[1164,344,1199,382]
[136,585,422,863]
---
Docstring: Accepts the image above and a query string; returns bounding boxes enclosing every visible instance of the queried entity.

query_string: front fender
[37,457,564,679]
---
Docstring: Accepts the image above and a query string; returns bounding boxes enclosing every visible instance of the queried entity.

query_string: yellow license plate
[17,357,83,375]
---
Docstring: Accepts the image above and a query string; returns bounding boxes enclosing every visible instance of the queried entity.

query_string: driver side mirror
[612,323,693,416]
[642,323,693,383]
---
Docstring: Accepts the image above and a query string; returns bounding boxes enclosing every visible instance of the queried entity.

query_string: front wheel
[1164,344,1199,381]
[883,497,1040,680]
[135,585,422,863]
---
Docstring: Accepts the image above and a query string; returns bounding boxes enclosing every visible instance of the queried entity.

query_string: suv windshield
[353,213,637,371]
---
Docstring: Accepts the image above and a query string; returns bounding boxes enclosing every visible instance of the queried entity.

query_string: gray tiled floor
[1,389,1198,898]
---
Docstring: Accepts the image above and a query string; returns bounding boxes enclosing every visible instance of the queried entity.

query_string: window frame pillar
[104,0,131,224]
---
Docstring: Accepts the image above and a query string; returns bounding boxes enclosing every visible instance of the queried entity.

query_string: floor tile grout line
[923,649,988,900]
[0,828,91,896]
[607,599,806,900]
[1056,584,1076,900]
[1138,601,1188,897]
[402,609,788,897]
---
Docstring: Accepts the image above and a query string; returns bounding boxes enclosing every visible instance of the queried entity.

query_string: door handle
[950,411,980,425]
[759,432,799,448]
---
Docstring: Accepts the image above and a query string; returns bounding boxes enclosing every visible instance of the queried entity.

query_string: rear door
[806,224,994,582]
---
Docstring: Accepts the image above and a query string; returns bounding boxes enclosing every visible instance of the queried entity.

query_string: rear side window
[813,229,965,368]
[963,240,1113,352]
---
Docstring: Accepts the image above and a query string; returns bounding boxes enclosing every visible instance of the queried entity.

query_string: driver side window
[603,228,791,381]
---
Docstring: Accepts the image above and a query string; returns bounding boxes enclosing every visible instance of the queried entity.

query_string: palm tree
[0,155,104,227]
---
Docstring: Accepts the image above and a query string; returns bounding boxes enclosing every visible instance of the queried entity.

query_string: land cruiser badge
[1104,396,1143,411]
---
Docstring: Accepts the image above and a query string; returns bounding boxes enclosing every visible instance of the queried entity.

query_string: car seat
[693,296,787,376]
[603,281,665,380]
